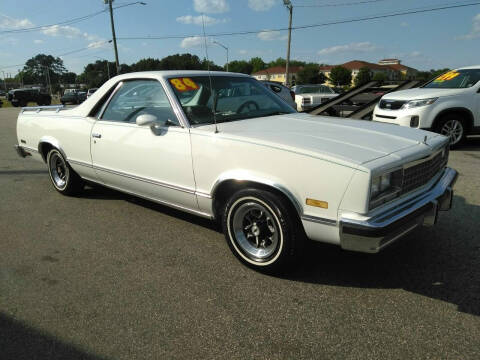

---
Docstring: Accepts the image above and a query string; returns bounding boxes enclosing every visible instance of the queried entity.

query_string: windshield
[168,76,296,125]
[424,69,480,89]
[296,85,333,94]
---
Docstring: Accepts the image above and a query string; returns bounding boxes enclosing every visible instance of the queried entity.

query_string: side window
[270,85,282,93]
[101,79,179,126]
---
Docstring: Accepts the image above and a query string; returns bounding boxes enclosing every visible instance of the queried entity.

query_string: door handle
[92,133,102,138]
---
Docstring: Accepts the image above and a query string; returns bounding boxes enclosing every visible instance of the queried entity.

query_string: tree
[249,57,266,73]
[22,54,67,87]
[267,57,306,68]
[296,64,325,85]
[372,72,388,84]
[132,58,162,71]
[328,66,352,86]
[61,72,77,84]
[77,60,116,88]
[227,60,253,74]
[354,67,372,87]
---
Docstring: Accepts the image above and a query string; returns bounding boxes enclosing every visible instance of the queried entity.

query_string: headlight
[370,170,403,209]
[401,98,438,109]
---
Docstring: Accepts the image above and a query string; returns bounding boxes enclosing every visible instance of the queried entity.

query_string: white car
[15,71,457,272]
[373,65,480,147]
[292,84,338,112]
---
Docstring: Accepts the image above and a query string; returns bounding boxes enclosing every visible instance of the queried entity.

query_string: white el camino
[15,71,458,271]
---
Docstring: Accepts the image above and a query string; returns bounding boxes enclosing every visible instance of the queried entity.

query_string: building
[252,66,303,85]
[378,59,418,80]
[319,59,418,85]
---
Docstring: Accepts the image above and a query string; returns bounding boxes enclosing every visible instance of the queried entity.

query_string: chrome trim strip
[68,159,93,168]
[403,146,445,170]
[38,136,67,162]
[21,105,64,113]
[93,164,196,195]
[301,215,337,226]
[195,191,212,199]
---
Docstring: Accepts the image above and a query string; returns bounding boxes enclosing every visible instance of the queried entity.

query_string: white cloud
[176,14,226,26]
[456,13,480,40]
[33,39,44,44]
[87,40,108,49]
[248,0,275,11]
[180,36,211,48]
[410,51,421,58]
[194,0,229,14]
[42,25,83,38]
[257,30,287,41]
[0,14,33,29]
[238,49,248,55]
[400,22,409,27]
[317,42,377,55]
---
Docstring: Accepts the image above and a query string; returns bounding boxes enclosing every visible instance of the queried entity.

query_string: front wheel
[222,188,305,272]
[47,148,84,195]
[435,114,466,148]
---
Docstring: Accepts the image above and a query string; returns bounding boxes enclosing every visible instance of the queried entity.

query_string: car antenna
[202,14,219,134]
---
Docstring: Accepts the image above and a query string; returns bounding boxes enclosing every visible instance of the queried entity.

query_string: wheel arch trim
[433,107,474,130]
[209,171,304,217]
[38,136,67,162]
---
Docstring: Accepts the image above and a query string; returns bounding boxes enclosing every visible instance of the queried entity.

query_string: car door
[90,78,197,210]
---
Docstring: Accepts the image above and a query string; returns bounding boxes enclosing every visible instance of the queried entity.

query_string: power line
[116,1,480,40]
[0,1,146,35]
[294,0,389,8]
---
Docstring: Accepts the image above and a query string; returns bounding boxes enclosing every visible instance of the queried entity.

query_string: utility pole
[213,40,229,72]
[283,0,293,87]
[1,71,6,91]
[106,0,120,74]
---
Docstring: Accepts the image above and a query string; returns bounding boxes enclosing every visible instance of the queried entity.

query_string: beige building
[319,59,418,86]
[252,66,303,85]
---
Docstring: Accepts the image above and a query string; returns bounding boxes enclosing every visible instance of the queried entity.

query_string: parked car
[0,90,6,97]
[15,71,457,272]
[292,84,338,111]
[373,65,480,147]
[260,80,296,109]
[87,88,98,98]
[61,89,87,105]
[7,88,51,107]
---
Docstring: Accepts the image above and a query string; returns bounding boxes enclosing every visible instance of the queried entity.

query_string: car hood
[205,113,444,167]
[381,87,468,100]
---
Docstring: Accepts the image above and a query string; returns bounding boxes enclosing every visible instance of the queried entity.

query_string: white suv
[373,65,480,147]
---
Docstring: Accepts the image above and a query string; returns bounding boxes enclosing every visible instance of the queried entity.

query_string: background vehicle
[260,80,296,109]
[373,65,480,147]
[292,84,338,111]
[7,88,51,107]
[87,88,98,98]
[61,89,87,105]
[15,71,456,272]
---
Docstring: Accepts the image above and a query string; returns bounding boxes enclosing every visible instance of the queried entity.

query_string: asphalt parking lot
[0,106,479,359]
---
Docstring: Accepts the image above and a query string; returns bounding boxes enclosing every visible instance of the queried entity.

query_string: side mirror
[136,114,159,126]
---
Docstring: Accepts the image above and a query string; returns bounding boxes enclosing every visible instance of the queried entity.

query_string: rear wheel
[46,148,84,195]
[222,188,305,273]
[435,113,466,148]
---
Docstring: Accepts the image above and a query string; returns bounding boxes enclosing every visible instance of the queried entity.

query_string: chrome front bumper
[340,167,458,253]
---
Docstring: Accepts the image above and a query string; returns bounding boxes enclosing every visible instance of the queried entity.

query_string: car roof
[456,65,480,70]
[113,70,250,81]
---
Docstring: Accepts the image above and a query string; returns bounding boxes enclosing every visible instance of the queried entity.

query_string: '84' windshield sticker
[169,78,199,92]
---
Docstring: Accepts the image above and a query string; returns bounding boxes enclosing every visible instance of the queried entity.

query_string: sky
[1,0,480,76]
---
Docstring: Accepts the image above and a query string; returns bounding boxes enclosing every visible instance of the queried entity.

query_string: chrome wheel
[48,151,69,190]
[440,119,464,145]
[231,200,280,262]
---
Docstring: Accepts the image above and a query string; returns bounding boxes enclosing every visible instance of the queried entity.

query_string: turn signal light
[306,198,328,209]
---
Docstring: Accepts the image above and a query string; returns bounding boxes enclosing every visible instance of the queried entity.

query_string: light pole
[213,40,229,72]
[1,71,6,91]
[283,0,293,87]
[104,0,146,74]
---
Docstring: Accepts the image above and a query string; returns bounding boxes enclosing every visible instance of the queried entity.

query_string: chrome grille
[379,100,406,110]
[401,148,448,194]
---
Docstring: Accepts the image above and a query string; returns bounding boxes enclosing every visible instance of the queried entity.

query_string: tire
[434,113,467,148]
[222,188,305,273]
[46,148,84,195]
